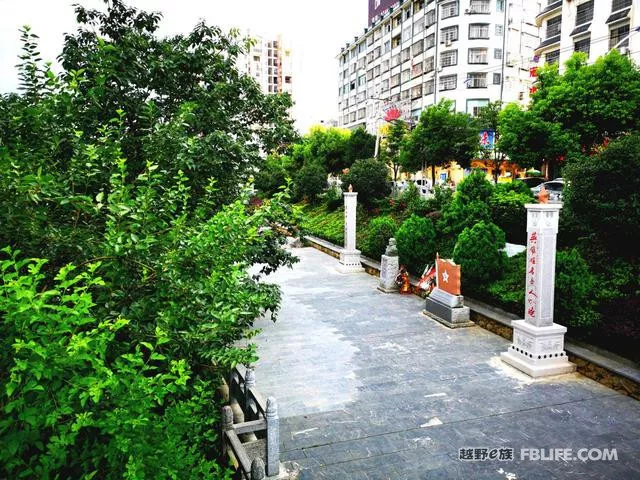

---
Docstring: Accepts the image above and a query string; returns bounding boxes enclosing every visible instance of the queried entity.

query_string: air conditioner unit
[464,8,470,14]
[445,40,452,47]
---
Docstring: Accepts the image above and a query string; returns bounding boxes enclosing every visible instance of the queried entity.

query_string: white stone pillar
[338,191,364,273]
[501,204,576,378]
[378,238,400,293]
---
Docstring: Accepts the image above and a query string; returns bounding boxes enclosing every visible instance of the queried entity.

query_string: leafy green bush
[294,162,327,202]
[364,216,398,259]
[453,221,506,287]
[498,180,535,196]
[485,252,526,314]
[555,248,601,328]
[255,154,292,197]
[439,200,492,238]
[563,133,640,259]
[489,189,532,244]
[323,185,343,211]
[425,185,454,212]
[456,169,494,205]
[300,204,344,245]
[341,158,390,206]
[396,215,437,274]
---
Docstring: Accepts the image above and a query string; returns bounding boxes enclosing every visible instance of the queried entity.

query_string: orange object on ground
[396,265,412,295]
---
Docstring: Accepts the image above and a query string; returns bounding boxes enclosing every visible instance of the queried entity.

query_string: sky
[0,0,367,133]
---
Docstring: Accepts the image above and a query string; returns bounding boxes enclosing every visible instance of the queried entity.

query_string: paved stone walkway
[253,246,640,479]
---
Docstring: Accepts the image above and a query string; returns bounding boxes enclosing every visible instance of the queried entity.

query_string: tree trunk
[431,164,436,187]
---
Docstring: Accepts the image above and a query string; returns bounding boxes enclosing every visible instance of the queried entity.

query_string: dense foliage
[294,161,327,202]
[396,215,437,275]
[0,1,298,477]
[453,221,506,287]
[365,216,398,260]
[341,158,390,206]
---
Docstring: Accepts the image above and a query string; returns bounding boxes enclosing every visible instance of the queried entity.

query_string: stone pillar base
[501,320,576,378]
[423,289,474,328]
[337,249,364,274]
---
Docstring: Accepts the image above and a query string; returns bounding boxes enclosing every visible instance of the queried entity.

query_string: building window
[384,40,391,53]
[350,82,356,91]
[350,112,357,123]
[412,84,423,99]
[366,69,374,81]
[610,23,630,50]
[425,33,435,50]
[358,108,366,120]
[612,0,632,12]
[424,56,435,73]
[467,99,490,116]
[496,0,505,12]
[382,79,390,91]
[402,47,411,62]
[574,37,591,56]
[546,16,561,39]
[401,89,411,100]
[469,0,491,14]
[441,1,459,19]
[494,48,503,60]
[412,62,424,77]
[441,26,459,44]
[439,74,457,91]
[414,18,425,35]
[412,40,424,56]
[426,9,436,26]
[495,24,504,36]
[393,15,402,28]
[546,49,560,64]
[382,60,390,72]
[575,0,594,27]
[468,47,488,64]
[425,79,435,95]
[357,75,366,88]
[403,27,412,42]
[441,49,458,67]
[374,65,381,77]
[466,72,487,88]
[493,73,502,85]
[405,8,412,20]
[391,74,401,87]
[386,23,392,33]
[392,53,402,67]
[469,24,490,39]
[367,35,374,46]
[414,0,425,13]
[401,68,411,82]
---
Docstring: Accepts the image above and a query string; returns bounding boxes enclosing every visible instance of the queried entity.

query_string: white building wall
[337,0,541,135]
[535,0,639,70]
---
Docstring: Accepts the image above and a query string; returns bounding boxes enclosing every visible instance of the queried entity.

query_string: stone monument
[378,238,400,293]
[423,255,474,328]
[337,186,364,273]
[501,203,576,378]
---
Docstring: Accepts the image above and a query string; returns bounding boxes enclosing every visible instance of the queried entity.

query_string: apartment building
[337,0,540,133]
[535,0,639,69]
[240,32,293,96]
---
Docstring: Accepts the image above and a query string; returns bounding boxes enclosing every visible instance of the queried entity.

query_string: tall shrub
[364,216,398,259]
[453,221,506,287]
[396,215,437,274]
[341,158,390,206]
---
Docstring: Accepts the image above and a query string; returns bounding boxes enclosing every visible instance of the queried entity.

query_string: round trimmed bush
[341,158,390,206]
[456,169,493,205]
[489,189,533,244]
[453,221,506,286]
[396,214,437,275]
[364,216,398,259]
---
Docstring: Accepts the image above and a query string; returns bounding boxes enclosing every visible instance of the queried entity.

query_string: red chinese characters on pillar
[526,231,539,320]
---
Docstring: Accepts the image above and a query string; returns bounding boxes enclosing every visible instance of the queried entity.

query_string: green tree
[345,127,376,167]
[533,51,640,151]
[380,119,409,182]
[497,103,575,174]
[254,154,292,197]
[341,158,390,206]
[294,161,327,202]
[403,99,480,185]
[295,126,350,174]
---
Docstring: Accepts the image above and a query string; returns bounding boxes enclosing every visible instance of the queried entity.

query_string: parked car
[517,177,546,189]
[532,180,564,202]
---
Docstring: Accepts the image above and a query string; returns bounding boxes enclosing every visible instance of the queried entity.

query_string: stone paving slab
[252,247,640,479]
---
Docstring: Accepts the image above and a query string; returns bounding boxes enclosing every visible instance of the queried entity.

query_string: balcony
[535,0,562,27]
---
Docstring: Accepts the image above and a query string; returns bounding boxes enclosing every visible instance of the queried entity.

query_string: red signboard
[384,107,402,122]
[369,0,398,25]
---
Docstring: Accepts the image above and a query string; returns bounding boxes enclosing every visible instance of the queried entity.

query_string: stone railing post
[338,190,364,273]
[244,367,256,419]
[265,397,280,476]
[501,203,576,377]
[221,405,234,458]
[251,458,266,480]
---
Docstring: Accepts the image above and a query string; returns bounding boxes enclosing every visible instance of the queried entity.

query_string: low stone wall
[302,234,640,402]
